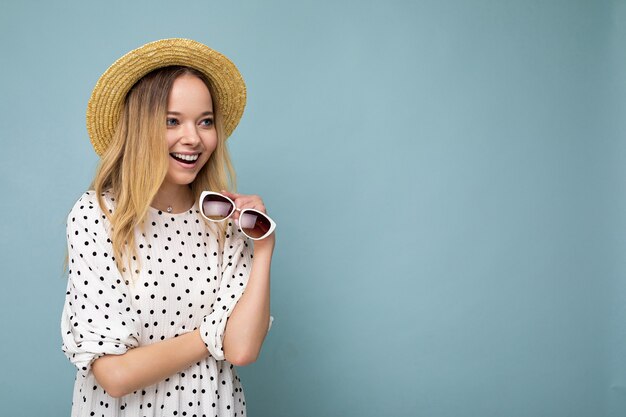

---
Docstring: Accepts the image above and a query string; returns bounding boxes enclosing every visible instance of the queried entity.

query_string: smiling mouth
[170,153,200,164]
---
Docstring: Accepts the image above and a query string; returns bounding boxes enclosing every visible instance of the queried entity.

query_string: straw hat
[86,38,246,156]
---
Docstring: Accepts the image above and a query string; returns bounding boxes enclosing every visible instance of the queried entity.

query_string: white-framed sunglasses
[199,191,277,240]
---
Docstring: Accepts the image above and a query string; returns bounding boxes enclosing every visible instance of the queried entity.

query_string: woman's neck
[151,183,194,214]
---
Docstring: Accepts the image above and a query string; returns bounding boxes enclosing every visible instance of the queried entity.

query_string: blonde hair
[90,66,236,276]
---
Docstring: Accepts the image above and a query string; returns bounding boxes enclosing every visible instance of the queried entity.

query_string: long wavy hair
[90,66,236,277]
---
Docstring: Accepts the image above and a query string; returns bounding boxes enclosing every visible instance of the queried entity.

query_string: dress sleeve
[199,222,273,361]
[60,192,141,378]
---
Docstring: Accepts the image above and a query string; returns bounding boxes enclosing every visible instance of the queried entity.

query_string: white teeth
[172,153,199,161]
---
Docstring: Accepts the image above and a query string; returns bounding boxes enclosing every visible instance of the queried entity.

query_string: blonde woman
[61,39,275,417]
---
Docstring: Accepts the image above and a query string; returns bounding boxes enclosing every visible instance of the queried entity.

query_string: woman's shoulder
[67,189,116,223]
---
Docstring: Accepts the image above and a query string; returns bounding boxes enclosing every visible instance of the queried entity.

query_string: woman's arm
[94,237,274,397]
[92,328,208,398]
[94,238,274,397]
[93,190,275,396]
[216,190,275,366]
[222,237,274,366]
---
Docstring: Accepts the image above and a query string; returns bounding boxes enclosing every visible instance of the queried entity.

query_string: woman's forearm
[92,328,209,398]
[222,239,274,366]
[93,238,274,397]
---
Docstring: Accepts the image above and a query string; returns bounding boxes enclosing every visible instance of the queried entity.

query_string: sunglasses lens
[201,194,234,221]
[240,210,272,239]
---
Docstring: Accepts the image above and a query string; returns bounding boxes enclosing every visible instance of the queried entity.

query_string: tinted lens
[201,194,234,221]
[240,210,272,239]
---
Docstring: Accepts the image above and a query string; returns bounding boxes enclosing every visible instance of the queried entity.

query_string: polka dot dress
[61,190,270,417]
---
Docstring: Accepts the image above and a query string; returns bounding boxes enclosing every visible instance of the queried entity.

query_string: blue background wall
[0,0,624,416]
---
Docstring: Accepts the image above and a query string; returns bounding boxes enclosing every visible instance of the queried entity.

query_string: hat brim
[87,38,246,156]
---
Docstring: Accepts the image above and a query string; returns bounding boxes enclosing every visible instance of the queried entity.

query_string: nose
[180,123,201,146]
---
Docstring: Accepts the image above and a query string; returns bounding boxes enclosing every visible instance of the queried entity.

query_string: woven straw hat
[86,38,246,156]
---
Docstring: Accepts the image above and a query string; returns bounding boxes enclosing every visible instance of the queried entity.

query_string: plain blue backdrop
[0,0,624,416]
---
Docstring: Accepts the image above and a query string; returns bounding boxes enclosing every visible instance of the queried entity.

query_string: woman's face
[163,74,218,188]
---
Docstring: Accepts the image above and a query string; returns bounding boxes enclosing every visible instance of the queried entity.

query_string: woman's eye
[166,118,179,127]
[200,118,214,127]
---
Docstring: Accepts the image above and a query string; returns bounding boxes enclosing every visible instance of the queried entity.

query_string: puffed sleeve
[60,191,141,378]
[199,221,273,361]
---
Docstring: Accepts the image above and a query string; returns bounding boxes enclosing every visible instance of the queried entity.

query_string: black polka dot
[62,190,256,415]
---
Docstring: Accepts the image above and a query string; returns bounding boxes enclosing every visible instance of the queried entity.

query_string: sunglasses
[199,191,277,240]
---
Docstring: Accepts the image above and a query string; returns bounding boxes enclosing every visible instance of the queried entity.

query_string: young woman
[61,38,275,417]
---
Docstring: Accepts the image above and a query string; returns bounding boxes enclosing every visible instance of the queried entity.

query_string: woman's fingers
[214,191,272,232]
[238,198,266,214]
[220,190,267,214]
[220,189,240,200]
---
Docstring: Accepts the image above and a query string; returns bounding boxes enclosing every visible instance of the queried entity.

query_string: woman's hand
[220,190,275,250]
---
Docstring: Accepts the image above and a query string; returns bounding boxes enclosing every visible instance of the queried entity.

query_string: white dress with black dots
[61,190,271,417]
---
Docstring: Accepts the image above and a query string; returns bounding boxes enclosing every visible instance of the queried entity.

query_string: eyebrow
[167,111,214,116]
